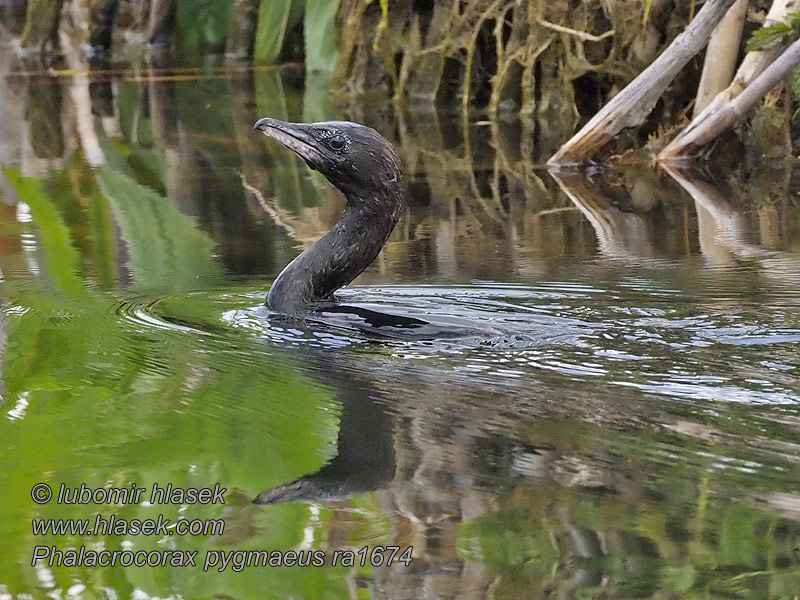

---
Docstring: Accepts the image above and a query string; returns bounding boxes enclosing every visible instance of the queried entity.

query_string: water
[1,55,799,599]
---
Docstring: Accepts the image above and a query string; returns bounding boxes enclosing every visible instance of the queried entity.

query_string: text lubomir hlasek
[56,483,226,505]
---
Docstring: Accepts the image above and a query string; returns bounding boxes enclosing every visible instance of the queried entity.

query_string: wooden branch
[547,0,739,167]
[660,36,800,161]
[660,0,800,159]
[536,20,615,43]
[694,0,749,115]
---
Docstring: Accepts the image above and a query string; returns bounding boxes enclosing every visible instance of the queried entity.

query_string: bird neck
[267,186,402,316]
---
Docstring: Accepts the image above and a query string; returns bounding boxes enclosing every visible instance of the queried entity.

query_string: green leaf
[176,0,233,56]
[788,64,800,98]
[304,0,339,74]
[746,22,793,52]
[254,0,303,65]
[96,166,223,291]
[643,0,653,27]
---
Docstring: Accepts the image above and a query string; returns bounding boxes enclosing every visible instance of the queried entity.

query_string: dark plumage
[254,118,403,317]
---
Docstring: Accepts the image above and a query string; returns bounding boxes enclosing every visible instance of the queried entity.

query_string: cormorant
[254,118,403,317]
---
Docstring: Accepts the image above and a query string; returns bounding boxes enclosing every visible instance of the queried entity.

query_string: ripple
[115,299,209,335]
[104,279,800,408]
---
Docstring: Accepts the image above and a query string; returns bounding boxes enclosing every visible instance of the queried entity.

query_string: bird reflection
[253,357,395,504]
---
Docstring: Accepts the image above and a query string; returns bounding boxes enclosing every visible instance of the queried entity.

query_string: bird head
[254,118,402,202]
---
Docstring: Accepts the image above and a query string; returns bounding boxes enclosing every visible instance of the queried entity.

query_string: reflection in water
[254,354,396,504]
[241,333,800,598]
[0,46,799,599]
[552,172,654,260]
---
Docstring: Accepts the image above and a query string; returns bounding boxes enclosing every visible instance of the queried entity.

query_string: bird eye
[327,135,347,152]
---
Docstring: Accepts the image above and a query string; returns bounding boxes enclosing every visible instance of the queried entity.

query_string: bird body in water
[253,117,499,340]
[254,117,403,318]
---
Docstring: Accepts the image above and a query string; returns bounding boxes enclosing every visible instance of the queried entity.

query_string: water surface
[1,56,799,599]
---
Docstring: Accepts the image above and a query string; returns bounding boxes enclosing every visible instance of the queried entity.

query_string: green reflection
[0,169,343,595]
[0,126,347,596]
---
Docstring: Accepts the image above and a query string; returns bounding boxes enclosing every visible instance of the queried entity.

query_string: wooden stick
[536,20,615,43]
[660,36,800,161]
[694,0,749,116]
[547,0,739,167]
[661,0,800,159]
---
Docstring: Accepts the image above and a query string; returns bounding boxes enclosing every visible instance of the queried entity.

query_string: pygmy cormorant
[254,117,403,317]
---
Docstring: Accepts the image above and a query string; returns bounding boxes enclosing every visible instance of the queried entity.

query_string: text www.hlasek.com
[32,514,224,537]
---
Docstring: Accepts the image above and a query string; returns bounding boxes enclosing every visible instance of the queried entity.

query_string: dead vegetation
[337,0,702,118]
[336,0,800,165]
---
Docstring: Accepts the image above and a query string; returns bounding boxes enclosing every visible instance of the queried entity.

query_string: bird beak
[253,117,326,171]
